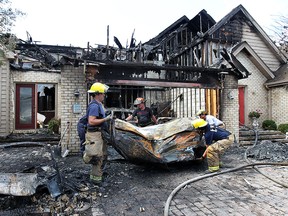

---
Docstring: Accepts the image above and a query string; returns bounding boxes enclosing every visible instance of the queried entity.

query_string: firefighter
[125,97,158,127]
[83,82,112,184]
[196,109,225,129]
[192,118,234,173]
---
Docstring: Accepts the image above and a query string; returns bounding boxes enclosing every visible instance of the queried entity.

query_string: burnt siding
[207,14,281,72]
[210,16,243,45]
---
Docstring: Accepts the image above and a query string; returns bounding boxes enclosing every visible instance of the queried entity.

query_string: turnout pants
[206,134,234,172]
[84,131,107,181]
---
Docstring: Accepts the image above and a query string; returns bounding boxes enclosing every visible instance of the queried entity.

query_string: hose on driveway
[164,125,288,216]
[164,161,288,216]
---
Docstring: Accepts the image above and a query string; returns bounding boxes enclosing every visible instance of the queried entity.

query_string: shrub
[262,120,277,130]
[278,124,288,134]
[248,109,262,118]
[48,118,61,134]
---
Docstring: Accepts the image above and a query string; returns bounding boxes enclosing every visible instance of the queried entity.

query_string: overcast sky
[10,0,288,48]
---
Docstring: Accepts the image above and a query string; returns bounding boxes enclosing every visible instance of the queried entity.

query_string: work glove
[104,114,112,122]
[195,155,206,161]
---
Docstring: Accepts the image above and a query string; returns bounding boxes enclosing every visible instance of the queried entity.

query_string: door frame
[15,84,36,130]
[238,86,245,126]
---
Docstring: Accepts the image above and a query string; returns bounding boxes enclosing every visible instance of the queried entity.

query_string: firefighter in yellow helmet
[192,118,234,173]
[83,82,111,185]
[125,97,158,127]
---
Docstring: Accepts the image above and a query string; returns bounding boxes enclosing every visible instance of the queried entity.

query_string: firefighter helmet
[192,119,208,129]
[134,97,146,105]
[196,109,207,116]
[88,82,109,94]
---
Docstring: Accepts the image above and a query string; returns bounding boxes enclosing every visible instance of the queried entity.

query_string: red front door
[238,87,245,125]
[15,84,36,129]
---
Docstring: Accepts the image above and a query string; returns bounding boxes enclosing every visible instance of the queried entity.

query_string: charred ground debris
[1,131,288,215]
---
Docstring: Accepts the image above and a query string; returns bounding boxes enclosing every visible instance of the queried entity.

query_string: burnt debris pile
[246,140,288,162]
[0,144,101,215]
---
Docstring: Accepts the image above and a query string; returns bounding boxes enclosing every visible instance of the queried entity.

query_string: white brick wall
[0,56,10,137]
[238,52,269,126]
[222,75,239,140]
[11,70,61,133]
[270,87,288,125]
[61,65,86,153]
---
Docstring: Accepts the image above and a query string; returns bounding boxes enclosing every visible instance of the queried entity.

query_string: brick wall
[238,52,269,126]
[221,74,239,141]
[0,56,10,137]
[61,65,86,153]
[270,86,288,125]
[11,70,61,133]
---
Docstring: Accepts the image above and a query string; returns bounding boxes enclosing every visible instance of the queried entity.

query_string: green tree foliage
[0,0,25,32]
[0,0,25,51]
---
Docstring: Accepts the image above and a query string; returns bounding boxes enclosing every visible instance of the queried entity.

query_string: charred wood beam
[93,79,220,89]
[99,62,232,73]
[91,63,224,87]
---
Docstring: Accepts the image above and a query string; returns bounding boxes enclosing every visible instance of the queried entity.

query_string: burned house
[144,5,287,127]
[0,4,287,154]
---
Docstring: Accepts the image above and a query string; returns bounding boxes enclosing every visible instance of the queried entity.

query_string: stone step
[239,139,288,146]
[238,129,288,146]
[273,139,288,143]
[239,134,286,141]
[239,130,284,136]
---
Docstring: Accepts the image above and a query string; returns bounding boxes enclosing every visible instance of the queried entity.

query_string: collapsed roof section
[9,6,250,81]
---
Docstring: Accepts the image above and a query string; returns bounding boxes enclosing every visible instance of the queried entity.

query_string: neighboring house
[1,4,286,154]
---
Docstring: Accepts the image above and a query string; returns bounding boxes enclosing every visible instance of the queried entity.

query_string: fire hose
[164,161,288,216]
[164,126,288,216]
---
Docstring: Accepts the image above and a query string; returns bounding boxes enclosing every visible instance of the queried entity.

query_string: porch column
[221,74,239,143]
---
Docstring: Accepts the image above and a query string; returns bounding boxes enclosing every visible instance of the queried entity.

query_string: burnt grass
[0,137,288,215]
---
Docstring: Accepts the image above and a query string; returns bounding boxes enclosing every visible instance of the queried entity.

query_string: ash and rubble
[246,140,288,162]
[0,135,288,215]
[0,142,98,215]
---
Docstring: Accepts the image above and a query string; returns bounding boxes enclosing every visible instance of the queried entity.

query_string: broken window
[37,84,56,125]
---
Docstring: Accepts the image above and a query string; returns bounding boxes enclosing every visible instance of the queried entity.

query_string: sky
[10,0,288,48]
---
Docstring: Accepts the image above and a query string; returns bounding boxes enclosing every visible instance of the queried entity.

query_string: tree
[269,15,288,55]
[0,0,25,32]
[0,0,25,50]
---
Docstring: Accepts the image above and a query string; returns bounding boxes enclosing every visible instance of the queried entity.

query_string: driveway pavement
[92,145,288,216]
[0,141,287,216]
